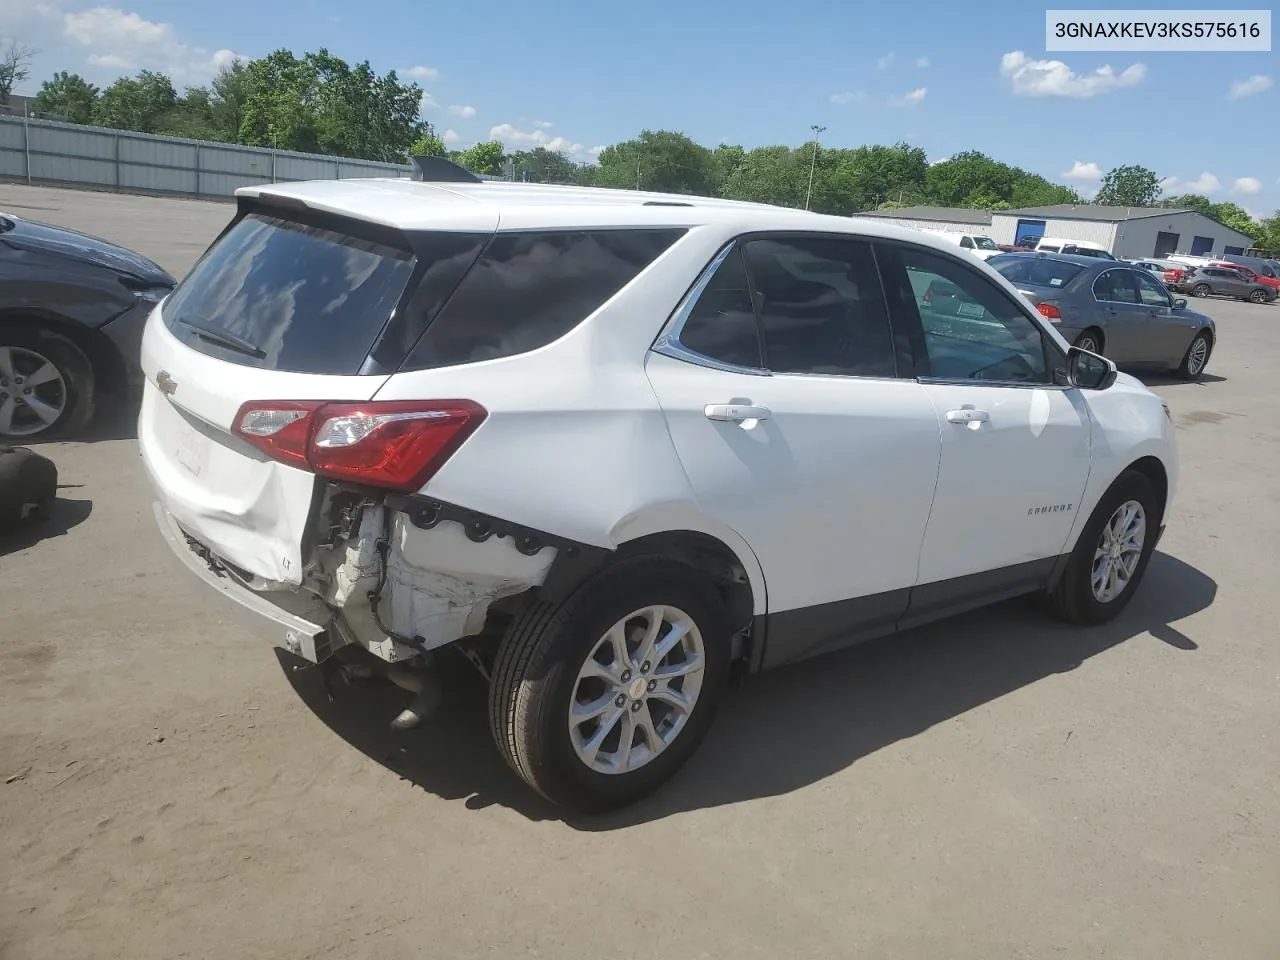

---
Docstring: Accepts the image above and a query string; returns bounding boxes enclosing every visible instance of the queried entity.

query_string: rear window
[402,229,685,370]
[990,256,1086,289]
[163,212,415,375]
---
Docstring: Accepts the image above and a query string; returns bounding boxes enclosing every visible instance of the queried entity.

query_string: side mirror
[1173,297,1188,309]
[1066,345,1118,390]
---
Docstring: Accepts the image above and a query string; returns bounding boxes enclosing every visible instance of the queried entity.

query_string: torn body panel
[311,498,558,662]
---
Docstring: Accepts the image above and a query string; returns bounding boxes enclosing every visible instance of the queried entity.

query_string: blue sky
[3,0,1277,215]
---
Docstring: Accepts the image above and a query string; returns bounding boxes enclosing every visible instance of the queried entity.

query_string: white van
[1035,237,1116,260]
[921,229,1001,260]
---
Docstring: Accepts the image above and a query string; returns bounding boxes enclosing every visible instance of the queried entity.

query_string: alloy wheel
[568,604,706,775]
[1186,337,1209,376]
[1091,499,1147,603]
[0,345,67,437]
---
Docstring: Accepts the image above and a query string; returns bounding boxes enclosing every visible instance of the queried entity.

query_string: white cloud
[876,52,894,70]
[1232,176,1262,195]
[1227,74,1272,99]
[47,5,245,83]
[1000,51,1145,98]
[489,122,587,158]
[930,155,950,166]
[403,65,439,80]
[888,87,927,107]
[1062,160,1103,182]
[419,91,436,113]
[447,104,476,118]
[915,56,930,68]
[830,90,867,104]
[1161,172,1222,196]
[587,145,605,158]
[534,119,554,129]
[442,128,463,145]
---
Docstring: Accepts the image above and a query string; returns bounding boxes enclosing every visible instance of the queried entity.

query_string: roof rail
[643,200,694,207]
[410,156,482,184]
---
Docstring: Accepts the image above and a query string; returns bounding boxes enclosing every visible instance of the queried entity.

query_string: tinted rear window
[403,229,684,370]
[163,212,415,375]
[991,256,1086,289]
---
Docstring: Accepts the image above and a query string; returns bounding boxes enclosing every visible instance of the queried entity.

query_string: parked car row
[1172,263,1278,303]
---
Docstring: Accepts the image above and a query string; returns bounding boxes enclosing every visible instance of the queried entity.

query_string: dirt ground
[2,183,1278,960]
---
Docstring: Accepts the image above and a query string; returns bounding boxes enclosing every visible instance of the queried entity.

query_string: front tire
[1248,289,1267,303]
[1044,470,1161,626]
[0,325,96,440]
[490,555,732,813]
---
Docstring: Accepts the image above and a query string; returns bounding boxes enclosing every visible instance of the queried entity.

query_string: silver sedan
[986,252,1217,380]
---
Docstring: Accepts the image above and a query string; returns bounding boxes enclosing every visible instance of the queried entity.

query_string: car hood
[0,214,175,286]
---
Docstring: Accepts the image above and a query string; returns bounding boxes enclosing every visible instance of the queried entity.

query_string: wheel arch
[0,309,125,395]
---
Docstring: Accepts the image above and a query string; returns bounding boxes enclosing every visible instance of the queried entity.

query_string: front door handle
[946,408,990,424]
[704,403,771,423]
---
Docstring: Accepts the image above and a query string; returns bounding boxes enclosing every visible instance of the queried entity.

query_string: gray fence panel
[118,133,198,169]
[31,123,115,160]
[0,116,504,199]
[275,154,341,181]
[32,154,116,186]
[120,162,197,194]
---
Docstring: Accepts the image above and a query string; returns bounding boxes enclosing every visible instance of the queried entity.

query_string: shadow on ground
[0,496,93,557]
[283,551,1216,828]
[21,395,140,447]
[1135,371,1227,387]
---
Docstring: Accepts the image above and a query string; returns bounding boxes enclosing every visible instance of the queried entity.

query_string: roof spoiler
[410,156,482,184]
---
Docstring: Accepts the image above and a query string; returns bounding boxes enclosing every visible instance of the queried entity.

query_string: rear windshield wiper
[176,316,266,359]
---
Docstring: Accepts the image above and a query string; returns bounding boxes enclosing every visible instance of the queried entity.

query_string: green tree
[33,71,98,123]
[1256,211,1280,255]
[595,130,720,195]
[1162,193,1214,215]
[1206,201,1260,241]
[1094,164,1161,206]
[238,49,426,161]
[92,70,177,133]
[458,140,505,175]
[508,146,592,184]
[720,144,805,208]
[925,151,1017,207]
[408,131,447,158]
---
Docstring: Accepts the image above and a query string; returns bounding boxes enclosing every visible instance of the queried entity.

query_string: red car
[1210,261,1280,293]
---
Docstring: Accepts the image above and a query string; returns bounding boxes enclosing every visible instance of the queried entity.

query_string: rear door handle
[946,408,990,424]
[704,403,771,423]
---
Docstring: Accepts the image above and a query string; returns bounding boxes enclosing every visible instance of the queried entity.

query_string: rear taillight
[1037,302,1062,320]
[232,400,486,493]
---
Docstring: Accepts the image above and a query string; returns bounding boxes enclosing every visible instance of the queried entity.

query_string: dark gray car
[0,213,175,439]
[1175,265,1277,303]
[987,252,1216,380]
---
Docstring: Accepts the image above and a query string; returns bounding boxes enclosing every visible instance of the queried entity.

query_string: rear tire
[1074,328,1104,355]
[1044,470,1160,626]
[490,555,732,813]
[0,324,96,441]
[1248,289,1267,303]
[1191,283,1211,298]
[1175,330,1212,380]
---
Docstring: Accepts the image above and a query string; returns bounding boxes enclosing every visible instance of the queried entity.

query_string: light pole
[805,124,826,211]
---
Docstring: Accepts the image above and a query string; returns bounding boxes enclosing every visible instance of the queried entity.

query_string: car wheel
[1044,470,1160,626]
[490,555,732,813]
[1191,283,1211,298]
[1248,289,1267,303]
[0,325,95,441]
[1175,330,1212,380]
[1074,329,1104,355]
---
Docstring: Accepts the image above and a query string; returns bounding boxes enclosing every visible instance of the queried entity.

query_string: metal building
[861,203,1256,259]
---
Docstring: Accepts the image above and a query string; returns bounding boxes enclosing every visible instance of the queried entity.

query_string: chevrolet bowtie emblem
[156,370,178,397]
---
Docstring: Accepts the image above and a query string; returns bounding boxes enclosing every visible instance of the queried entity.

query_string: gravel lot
[2,183,1278,960]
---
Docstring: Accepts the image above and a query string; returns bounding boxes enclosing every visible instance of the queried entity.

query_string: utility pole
[805,124,826,211]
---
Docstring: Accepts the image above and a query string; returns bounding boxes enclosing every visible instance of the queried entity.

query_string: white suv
[141,161,1178,813]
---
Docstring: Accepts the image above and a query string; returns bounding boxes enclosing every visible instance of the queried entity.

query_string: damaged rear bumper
[152,501,334,664]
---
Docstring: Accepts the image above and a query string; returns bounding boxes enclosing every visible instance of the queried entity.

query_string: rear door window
[162,212,416,375]
[403,229,684,370]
